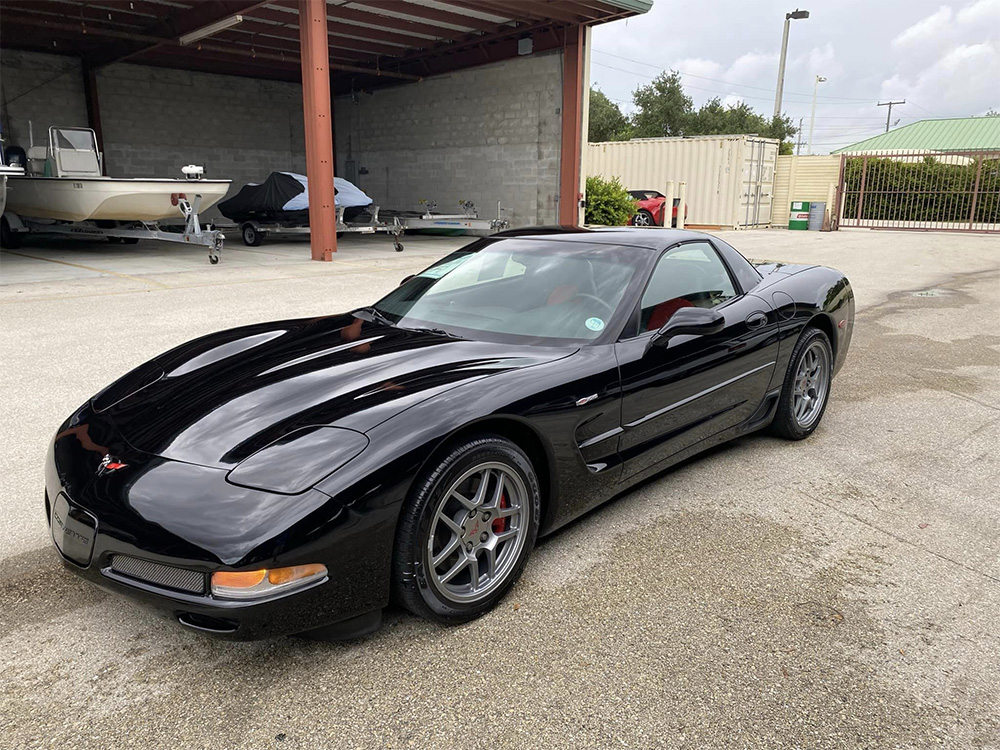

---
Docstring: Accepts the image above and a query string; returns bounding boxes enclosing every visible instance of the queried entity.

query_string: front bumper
[44,408,398,640]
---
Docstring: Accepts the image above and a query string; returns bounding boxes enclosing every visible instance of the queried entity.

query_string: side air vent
[110,555,206,595]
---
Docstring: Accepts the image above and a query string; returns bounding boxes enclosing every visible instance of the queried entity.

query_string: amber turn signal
[211,564,327,600]
[268,564,326,585]
[212,569,266,588]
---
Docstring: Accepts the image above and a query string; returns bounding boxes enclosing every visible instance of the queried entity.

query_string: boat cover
[218,172,372,222]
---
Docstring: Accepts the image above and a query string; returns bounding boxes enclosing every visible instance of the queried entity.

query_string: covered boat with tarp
[218,172,373,223]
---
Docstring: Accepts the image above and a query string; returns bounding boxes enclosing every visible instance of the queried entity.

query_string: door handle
[746,312,768,329]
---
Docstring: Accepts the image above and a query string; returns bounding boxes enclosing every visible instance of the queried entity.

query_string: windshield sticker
[585,317,605,332]
[418,255,472,279]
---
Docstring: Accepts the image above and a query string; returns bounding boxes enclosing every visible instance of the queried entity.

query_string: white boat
[4,126,230,222]
[0,164,25,216]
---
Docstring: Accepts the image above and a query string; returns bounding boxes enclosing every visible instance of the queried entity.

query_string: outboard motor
[4,146,26,168]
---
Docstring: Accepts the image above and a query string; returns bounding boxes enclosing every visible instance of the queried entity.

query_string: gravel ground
[1,228,998,749]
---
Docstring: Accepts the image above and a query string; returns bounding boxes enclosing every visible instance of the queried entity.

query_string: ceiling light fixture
[179,15,244,46]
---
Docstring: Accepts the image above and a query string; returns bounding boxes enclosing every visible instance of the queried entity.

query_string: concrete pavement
[1,228,998,749]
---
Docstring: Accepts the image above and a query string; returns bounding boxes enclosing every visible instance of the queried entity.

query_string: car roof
[492,226,714,251]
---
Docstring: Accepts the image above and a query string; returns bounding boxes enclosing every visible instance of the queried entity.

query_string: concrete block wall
[334,51,563,227]
[95,63,305,192]
[1,49,305,217]
[1,48,565,227]
[0,50,89,149]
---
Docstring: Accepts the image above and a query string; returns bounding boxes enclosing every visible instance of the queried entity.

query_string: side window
[638,242,738,333]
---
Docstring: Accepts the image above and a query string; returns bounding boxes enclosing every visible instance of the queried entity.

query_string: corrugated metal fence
[837,150,1000,232]
[772,155,840,226]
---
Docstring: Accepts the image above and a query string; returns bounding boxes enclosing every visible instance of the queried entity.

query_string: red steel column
[299,0,336,260]
[559,24,585,227]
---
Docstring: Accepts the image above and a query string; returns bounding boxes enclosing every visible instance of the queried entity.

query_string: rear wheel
[393,435,540,624]
[769,326,833,440]
[632,209,654,227]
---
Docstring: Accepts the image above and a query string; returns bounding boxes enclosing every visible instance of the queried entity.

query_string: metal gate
[836,150,1000,232]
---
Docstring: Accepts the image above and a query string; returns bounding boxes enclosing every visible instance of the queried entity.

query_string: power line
[591,61,826,105]
[592,48,879,102]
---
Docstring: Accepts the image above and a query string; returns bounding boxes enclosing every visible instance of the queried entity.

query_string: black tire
[632,209,655,227]
[120,237,140,245]
[769,326,833,440]
[107,236,123,244]
[392,434,540,625]
[241,223,263,247]
[1,216,22,249]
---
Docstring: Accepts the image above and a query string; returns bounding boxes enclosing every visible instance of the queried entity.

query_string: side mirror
[650,307,725,347]
[399,274,415,286]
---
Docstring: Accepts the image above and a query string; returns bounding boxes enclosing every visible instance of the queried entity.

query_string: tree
[629,70,797,152]
[985,109,1000,117]
[631,71,692,138]
[589,88,631,142]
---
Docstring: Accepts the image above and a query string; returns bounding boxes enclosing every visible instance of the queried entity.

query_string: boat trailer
[230,204,405,252]
[385,200,510,235]
[227,200,508,251]
[2,192,226,263]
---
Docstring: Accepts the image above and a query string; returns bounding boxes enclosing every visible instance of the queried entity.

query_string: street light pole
[808,75,826,154]
[774,9,810,119]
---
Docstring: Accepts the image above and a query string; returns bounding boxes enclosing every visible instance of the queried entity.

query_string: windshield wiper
[358,306,396,328]
[403,326,465,340]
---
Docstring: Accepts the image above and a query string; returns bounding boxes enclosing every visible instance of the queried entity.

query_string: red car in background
[629,190,687,227]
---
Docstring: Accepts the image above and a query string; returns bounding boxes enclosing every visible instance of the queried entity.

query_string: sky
[589,0,1000,153]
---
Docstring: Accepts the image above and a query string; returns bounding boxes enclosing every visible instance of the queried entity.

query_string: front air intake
[110,555,206,595]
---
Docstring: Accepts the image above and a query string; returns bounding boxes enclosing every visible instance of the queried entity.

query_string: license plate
[51,493,97,566]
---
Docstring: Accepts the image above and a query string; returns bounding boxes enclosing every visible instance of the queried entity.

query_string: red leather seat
[547,285,579,306]
[646,297,693,331]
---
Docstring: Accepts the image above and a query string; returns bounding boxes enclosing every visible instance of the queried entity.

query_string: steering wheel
[570,294,614,316]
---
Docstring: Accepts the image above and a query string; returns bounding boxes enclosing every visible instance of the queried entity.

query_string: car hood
[99,313,574,469]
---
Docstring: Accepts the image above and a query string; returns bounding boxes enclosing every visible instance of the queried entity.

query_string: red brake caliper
[492,493,508,534]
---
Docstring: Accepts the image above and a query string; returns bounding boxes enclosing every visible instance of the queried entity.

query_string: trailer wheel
[241,223,263,247]
[394,241,404,252]
[0,216,22,249]
[209,253,220,265]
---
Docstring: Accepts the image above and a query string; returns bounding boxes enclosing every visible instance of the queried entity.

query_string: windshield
[371,238,645,345]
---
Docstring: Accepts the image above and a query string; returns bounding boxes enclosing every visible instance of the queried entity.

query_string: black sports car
[45,227,854,640]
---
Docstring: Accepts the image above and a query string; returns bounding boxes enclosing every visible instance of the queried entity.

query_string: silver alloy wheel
[792,340,831,428]
[633,210,652,226]
[426,462,529,604]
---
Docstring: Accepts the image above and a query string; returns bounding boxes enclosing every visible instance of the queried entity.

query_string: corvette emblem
[97,454,127,476]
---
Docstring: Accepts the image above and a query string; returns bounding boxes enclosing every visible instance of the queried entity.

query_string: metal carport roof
[833,117,1000,154]
[0,0,651,90]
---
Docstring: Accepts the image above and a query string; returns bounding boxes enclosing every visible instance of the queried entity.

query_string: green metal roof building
[833,116,1000,153]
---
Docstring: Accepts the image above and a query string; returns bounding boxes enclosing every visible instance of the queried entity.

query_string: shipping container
[585,135,780,229]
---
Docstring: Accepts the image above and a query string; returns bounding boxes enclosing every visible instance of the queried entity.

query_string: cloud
[891,6,953,48]
[956,0,1000,24]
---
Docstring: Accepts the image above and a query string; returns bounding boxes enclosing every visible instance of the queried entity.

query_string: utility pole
[796,117,803,155]
[878,100,905,132]
[773,9,810,118]
[808,75,826,154]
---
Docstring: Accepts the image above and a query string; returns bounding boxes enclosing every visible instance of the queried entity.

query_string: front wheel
[393,435,540,624]
[769,326,833,440]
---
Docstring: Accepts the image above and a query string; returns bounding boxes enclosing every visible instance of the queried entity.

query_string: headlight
[211,564,327,600]
[225,426,369,494]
